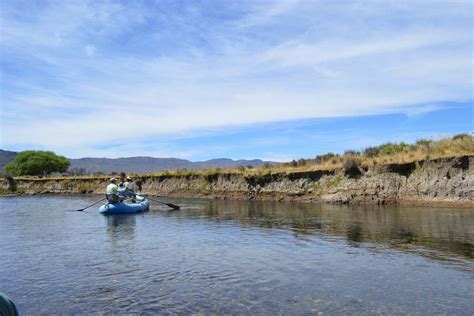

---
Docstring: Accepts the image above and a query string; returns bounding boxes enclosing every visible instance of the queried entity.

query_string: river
[0,196,473,314]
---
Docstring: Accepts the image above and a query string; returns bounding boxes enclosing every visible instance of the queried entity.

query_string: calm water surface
[0,196,473,314]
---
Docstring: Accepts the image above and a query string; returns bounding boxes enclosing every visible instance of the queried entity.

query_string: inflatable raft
[99,195,150,215]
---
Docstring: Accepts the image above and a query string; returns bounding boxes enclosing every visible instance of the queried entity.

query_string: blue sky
[0,0,472,160]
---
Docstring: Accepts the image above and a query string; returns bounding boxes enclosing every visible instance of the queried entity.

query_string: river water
[0,196,473,314]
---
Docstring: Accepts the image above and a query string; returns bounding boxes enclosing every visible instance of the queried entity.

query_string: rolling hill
[0,150,273,174]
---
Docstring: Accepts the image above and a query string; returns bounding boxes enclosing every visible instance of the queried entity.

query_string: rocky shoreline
[1,155,473,208]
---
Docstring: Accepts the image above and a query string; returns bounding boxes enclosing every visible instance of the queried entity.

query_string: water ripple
[0,196,473,314]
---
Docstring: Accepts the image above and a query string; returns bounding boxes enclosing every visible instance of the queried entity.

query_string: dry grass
[2,134,472,181]
[147,134,473,177]
[365,134,474,166]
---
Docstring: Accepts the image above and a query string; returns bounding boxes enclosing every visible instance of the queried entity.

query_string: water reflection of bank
[105,215,138,258]
[182,199,474,260]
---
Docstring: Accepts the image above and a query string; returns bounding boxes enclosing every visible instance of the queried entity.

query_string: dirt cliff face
[320,156,473,206]
[1,156,473,207]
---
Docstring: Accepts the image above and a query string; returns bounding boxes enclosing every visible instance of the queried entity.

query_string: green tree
[5,150,70,176]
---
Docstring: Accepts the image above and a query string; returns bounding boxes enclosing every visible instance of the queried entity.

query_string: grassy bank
[1,134,473,182]
[149,133,474,177]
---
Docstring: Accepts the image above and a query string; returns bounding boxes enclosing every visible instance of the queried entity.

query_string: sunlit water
[0,196,473,314]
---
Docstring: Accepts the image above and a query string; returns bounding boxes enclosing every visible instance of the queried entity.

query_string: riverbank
[1,155,472,207]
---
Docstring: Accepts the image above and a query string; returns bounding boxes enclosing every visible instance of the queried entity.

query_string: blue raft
[99,195,150,215]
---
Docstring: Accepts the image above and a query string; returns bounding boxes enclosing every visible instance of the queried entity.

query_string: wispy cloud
[0,0,472,158]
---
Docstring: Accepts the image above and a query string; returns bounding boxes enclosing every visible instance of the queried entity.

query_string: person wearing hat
[106,178,124,203]
[124,176,136,192]
[119,176,137,201]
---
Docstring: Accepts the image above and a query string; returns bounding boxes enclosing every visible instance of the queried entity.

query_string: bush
[344,150,360,156]
[415,139,432,147]
[378,142,412,155]
[314,153,337,164]
[297,159,306,166]
[343,157,361,171]
[343,157,362,178]
[69,167,86,176]
[452,133,470,140]
[363,146,380,158]
[5,150,70,176]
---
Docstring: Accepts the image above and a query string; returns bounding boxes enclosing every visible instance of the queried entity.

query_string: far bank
[1,155,473,208]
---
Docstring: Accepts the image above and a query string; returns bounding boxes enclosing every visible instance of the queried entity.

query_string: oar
[144,195,180,210]
[73,197,107,212]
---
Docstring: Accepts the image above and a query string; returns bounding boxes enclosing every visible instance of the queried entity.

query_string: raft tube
[0,292,18,316]
[99,195,150,215]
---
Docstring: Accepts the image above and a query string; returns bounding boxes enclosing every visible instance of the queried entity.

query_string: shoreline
[1,191,473,209]
[1,155,472,208]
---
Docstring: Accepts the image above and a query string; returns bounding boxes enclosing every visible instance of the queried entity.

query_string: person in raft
[119,175,137,199]
[106,178,125,203]
[124,176,137,195]
[118,177,126,189]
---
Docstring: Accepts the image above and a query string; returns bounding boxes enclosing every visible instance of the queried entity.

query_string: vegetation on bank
[4,150,70,176]
[1,134,473,181]
[152,133,474,177]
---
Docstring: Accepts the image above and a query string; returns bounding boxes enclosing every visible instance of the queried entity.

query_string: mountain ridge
[0,149,274,174]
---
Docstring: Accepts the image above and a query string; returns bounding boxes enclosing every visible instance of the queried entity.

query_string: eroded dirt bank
[1,156,473,207]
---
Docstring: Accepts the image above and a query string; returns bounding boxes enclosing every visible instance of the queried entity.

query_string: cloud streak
[0,0,472,158]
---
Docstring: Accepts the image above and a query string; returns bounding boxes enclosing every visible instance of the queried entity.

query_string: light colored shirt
[125,181,135,191]
[106,183,118,195]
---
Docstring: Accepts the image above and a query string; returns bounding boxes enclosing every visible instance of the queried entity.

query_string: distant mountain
[0,150,274,174]
[0,150,17,173]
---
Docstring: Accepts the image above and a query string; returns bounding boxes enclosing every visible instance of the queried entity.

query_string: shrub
[297,159,307,166]
[5,175,16,191]
[343,157,362,178]
[378,142,412,155]
[69,167,86,176]
[415,139,432,147]
[452,133,470,140]
[314,153,337,164]
[343,157,361,171]
[363,146,380,158]
[344,150,360,156]
[5,150,70,176]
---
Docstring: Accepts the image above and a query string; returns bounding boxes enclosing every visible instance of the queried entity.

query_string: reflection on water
[0,196,473,314]
[190,200,474,259]
[106,214,137,235]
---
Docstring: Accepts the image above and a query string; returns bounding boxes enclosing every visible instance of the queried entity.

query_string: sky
[0,0,472,161]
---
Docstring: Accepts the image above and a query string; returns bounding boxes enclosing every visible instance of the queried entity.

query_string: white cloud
[0,0,472,157]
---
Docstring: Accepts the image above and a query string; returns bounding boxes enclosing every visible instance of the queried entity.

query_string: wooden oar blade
[166,203,180,210]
